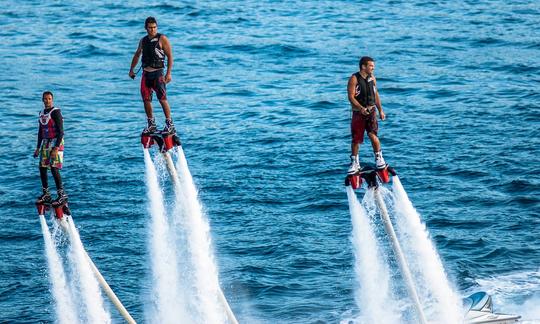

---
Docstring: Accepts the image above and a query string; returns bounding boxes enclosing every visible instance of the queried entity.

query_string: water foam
[475,270,540,322]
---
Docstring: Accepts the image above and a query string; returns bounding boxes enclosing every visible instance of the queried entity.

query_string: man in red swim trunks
[347,56,386,174]
[129,16,176,134]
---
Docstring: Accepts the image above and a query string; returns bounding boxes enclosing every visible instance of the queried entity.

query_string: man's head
[42,91,54,108]
[145,17,158,37]
[359,56,375,75]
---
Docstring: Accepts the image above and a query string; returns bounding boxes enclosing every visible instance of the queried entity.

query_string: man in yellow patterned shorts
[34,91,68,204]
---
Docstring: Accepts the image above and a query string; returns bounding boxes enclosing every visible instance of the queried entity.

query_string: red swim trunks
[141,70,167,102]
[351,110,378,144]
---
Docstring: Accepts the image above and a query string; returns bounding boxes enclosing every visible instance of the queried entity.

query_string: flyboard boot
[36,188,52,216]
[144,117,157,134]
[348,155,360,175]
[346,155,362,189]
[163,118,176,135]
[51,188,71,220]
[374,150,391,183]
[36,187,52,205]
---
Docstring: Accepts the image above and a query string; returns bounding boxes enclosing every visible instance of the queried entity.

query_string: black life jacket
[353,72,376,107]
[141,33,165,69]
[39,107,61,139]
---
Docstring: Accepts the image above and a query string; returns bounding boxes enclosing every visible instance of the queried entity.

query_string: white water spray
[143,148,190,323]
[392,176,462,323]
[39,215,79,324]
[172,147,231,323]
[346,186,400,324]
[66,218,111,324]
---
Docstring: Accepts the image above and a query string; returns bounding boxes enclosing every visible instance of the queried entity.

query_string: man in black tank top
[129,17,176,134]
[347,56,386,174]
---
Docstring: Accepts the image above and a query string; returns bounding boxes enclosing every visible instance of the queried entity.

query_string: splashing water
[392,176,462,324]
[172,147,230,323]
[346,186,401,324]
[143,148,190,323]
[66,218,111,323]
[475,270,540,323]
[39,215,79,324]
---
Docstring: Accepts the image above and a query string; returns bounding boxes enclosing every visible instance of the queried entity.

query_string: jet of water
[39,215,79,324]
[172,147,233,323]
[392,176,462,324]
[143,148,190,323]
[66,218,111,323]
[347,186,401,323]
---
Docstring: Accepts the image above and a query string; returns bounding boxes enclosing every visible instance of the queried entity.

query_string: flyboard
[141,129,239,324]
[36,199,137,323]
[141,128,181,185]
[345,165,521,324]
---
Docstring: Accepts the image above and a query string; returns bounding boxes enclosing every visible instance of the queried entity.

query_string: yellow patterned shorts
[39,139,64,169]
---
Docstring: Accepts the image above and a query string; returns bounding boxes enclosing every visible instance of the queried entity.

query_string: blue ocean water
[1,0,539,322]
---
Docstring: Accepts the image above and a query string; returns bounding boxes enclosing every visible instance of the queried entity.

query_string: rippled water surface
[1,1,539,322]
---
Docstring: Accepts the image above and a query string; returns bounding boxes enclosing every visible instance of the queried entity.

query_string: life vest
[353,72,376,107]
[141,33,165,69]
[39,107,60,139]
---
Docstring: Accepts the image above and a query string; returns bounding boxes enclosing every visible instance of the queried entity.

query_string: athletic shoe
[144,118,157,133]
[374,151,386,169]
[36,190,52,204]
[163,119,176,134]
[348,156,360,174]
[55,189,68,205]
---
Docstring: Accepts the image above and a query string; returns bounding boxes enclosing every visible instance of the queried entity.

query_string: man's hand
[379,110,386,120]
[50,147,58,160]
[362,105,375,116]
[164,72,172,84]
[129,70,136,79]
[33,148,39,158]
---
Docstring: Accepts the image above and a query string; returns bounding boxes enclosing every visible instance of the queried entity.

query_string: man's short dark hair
[145,17,157,28]
[359,56,374,67]
[42,91,53,99]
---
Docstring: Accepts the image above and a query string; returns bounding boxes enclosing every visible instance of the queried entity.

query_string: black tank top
[353,72,376,107]
[141,33,165,69]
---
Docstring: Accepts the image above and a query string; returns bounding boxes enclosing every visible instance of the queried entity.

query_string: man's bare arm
[373,77,385,120]
[129,40,142,78]
[161,35,173,83]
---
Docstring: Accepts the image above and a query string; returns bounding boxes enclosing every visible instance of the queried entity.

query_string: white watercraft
[465,292,520,324]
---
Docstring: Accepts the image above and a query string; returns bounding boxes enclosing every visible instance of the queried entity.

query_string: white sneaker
[374,151,386,169]
[348,156,360,174]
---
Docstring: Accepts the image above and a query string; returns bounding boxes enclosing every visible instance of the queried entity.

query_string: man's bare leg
[159,99,175,133]
[368,132,385,168]
[144,101,153,119]
[349,142,361,174]
[143,101,157,132]
[158,99,171,119]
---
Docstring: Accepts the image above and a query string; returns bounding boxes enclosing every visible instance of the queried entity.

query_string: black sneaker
[36,190,52,205]
[163,119,176,134]
[144,118,157,134]
[55,189,68,205]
